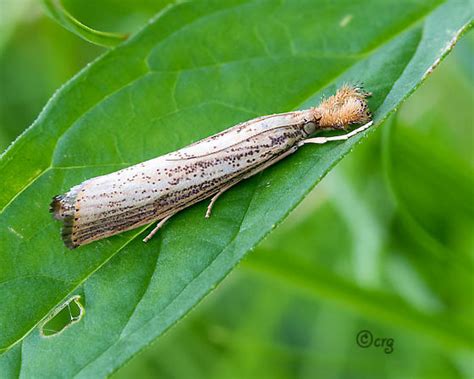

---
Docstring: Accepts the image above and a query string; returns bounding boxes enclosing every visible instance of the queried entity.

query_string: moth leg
[143,213,175,243]
[299,121,373,145]
[205,184,234,218]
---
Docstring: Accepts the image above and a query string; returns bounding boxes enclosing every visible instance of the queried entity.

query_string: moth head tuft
[313,84,372,129]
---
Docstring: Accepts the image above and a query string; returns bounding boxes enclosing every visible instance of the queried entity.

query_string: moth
[51,85,372,249]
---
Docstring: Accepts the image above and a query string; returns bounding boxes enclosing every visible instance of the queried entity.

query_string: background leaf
[41,0,128,47]
[0,0,472,377]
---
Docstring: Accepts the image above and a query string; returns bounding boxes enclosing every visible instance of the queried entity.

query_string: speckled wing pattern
[50,111,311,248]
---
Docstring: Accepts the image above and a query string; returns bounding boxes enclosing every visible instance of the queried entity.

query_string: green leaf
[245,248,474,351]
[61,0,176,34]
[41,0,128,47]
[0,0,471,376]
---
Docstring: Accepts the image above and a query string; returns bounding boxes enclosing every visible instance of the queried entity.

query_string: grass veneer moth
[51,85,372,249]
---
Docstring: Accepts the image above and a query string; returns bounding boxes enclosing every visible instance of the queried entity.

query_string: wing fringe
[49,185,82,249]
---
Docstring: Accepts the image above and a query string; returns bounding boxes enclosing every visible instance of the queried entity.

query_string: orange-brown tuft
[312,85,371,129]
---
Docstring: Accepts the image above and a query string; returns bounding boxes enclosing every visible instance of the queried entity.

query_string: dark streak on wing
[165,125,297,161]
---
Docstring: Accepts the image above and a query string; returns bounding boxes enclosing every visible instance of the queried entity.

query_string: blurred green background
[1,1,473,378]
